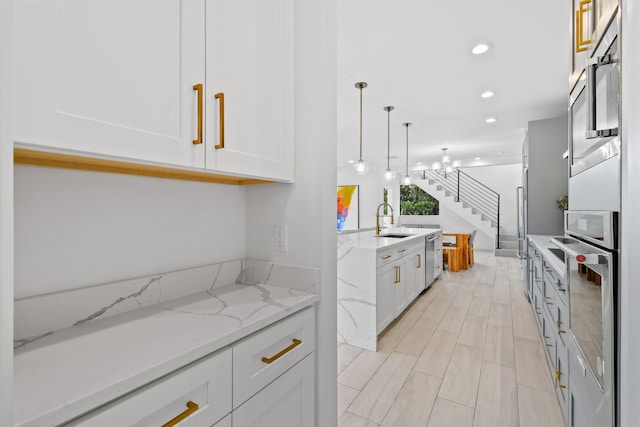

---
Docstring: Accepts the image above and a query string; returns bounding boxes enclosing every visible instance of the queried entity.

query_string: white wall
[14,166,247,298]
[246,0,337,425]
[0,0,13,421]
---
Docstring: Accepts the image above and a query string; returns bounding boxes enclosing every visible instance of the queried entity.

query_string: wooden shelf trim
[14,148,274,186]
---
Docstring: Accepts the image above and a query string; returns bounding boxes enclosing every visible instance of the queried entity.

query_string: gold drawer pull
[398,249,406,253]
[162,401,199,427]
[382,254,392,259]
[555,370,567,389]
[262,339,302,364]
[214,92,225,149]
[192,84,203,145]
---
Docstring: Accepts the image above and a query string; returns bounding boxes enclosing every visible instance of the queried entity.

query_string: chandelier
[432,147,461,179]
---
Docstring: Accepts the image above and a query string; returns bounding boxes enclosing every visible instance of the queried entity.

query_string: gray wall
[525,115,568,236]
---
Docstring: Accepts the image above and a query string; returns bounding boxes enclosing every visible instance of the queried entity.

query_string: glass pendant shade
[432,161,441,171]
[384,169,396,181]
[354,159,370,174]
[403,175,412,185]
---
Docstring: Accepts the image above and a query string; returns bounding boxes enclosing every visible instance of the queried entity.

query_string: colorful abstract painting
[337,185,359,231]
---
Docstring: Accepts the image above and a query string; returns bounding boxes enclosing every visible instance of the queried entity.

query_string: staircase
[495,232,519,258]
[416,170,513,256]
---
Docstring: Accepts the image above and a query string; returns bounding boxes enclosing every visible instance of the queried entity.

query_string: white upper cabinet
[12,0,295,182]
[205,0,295,182]
[12,0,206,168]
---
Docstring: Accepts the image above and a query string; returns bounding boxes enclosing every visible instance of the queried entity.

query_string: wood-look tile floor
[337,250,565,427]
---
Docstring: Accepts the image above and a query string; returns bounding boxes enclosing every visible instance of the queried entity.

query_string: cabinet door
[376,264,396,334]
[205,0,294,182]
[233,354,314,427]
[394,260,408,317]
[12,0,205,168]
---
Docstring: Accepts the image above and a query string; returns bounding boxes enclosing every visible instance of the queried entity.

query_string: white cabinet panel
[65,348,232,427]
[233,307,314,408]
[205,0,294,182]
[233,354,314,427]
[376,263,396,334]
[13,0,205,168]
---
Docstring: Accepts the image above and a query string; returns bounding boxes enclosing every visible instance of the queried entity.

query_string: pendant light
[402,122,412,185]
[383,106,395,181]
[353,82,369,174]
[353,82,369,175]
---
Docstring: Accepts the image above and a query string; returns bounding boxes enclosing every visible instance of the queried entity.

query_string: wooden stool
[442,247,461,272]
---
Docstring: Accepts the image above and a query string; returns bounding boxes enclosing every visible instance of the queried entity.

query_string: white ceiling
[337,0,571,174]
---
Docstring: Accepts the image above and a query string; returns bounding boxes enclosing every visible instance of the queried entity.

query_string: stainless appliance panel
[565,210,617,249]
[569,18,619,178]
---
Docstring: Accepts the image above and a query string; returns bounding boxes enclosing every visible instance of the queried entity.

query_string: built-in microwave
[568,15,620,212]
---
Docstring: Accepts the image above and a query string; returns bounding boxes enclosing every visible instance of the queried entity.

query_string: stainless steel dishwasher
[425,231,442,288]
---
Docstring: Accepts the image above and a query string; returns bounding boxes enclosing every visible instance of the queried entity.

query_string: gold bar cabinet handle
[262,338,302,364]
[417,254,421,268]
[382,254,392,260]
[394,266,400,284]
[192,84,203,144]
[214,92,225,149]
[576,0,592,52]
[162,401,199,427]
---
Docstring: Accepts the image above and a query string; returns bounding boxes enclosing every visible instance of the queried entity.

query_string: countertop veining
[14,283,318,427]
[338,227,440,252]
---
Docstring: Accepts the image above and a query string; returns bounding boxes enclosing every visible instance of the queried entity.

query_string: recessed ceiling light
[481,91,495,98]
[485,117,497,123]
[471,43,492,55]
[416,162,422,165]
[475,157,481,160]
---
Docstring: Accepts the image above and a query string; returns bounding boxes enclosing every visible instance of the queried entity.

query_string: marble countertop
[337,227,439,252]
[14,283,319,427]
[528,234,566,278]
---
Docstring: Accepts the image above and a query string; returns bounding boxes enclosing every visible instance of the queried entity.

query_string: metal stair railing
[421,169,501,249]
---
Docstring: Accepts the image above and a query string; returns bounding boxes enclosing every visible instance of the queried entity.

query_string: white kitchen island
[337,227,441,351]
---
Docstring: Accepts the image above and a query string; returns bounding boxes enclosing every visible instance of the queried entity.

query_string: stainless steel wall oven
[552,211,617,427]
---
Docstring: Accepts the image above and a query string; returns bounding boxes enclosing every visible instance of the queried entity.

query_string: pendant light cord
[359,86,363,161]
[387,109,391,170]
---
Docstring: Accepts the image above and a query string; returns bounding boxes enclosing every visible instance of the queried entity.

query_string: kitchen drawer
[65,348,232,427]
[543,265,567,305]
[233,307,315,408]
[377,244,408,267]
[233,354,314,427]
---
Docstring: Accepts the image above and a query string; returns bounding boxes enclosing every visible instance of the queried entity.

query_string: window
[400,184,439,215]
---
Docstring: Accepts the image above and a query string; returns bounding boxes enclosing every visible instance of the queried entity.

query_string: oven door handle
[550,238,607,265]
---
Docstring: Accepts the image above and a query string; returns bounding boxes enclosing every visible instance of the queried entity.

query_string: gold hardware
[394,266,400,284]
[555,370,567,389]
[557,320,566,333]
[375,202,395,234]
[261,338,302,364]
[576,0,592,52]
[382,254,392,260]
[193,84,203,145]
[398,249,406,253]
[417,254,421,268]
[162,401,199,427]
[214,92,225,149]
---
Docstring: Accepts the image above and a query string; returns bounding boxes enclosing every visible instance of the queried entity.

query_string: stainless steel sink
[375,233,414,238]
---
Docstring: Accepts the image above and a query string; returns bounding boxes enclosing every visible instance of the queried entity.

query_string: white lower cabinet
[232,354,314,427]
[65,348,232,426]
[376,262,397,334]
[62,307,315,427]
